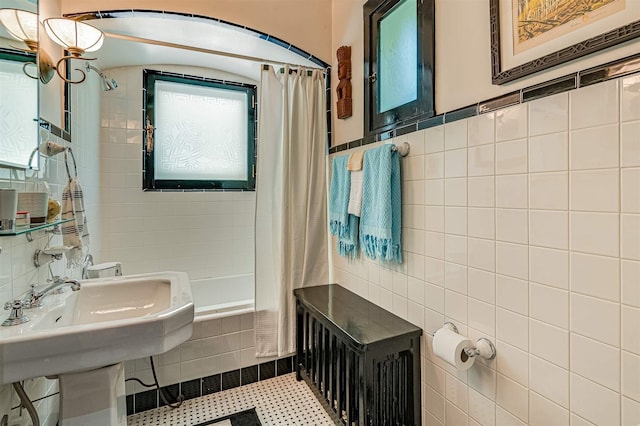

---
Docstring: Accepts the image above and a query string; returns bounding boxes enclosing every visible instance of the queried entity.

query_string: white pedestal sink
[58,363,127,425]
[0,271,194,425]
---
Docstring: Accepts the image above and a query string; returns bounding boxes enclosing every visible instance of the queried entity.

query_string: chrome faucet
[3,300,30,326]
[2,278,81,326]
[22,277,81,308]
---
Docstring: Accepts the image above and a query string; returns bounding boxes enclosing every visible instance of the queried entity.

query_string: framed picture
[490,0,640,85]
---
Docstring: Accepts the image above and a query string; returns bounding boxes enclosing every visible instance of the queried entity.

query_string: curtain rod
[103,32,326,71]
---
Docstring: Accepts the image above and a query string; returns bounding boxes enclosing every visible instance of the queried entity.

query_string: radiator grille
[297,306,417,425]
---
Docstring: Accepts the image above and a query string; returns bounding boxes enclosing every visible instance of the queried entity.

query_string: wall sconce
[0,9,56,84]
[0,8,52,83]
[42,18,104,84]
[0,9,38,51]
[1,13,107,86]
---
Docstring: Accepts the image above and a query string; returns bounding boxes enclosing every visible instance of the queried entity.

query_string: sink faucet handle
[2,300,30,326]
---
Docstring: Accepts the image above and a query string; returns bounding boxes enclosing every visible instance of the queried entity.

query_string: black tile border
[128,355,296,414]
[394,124,417,137]
[276,356,294,376]
[126,395,134,416]
[180,378,202,400]
[202,374,222,396]
[258,360,276,381]
[522,75,577,103]
[133,389,157,413]
[240,365,258,386]
[417,114,444,130]
[443,104,478,123]
[159,384,180,407]
[478,91,520,114]
[222,369,241,390]
[330,51,640,153]
[579,53,640,88]
[39,118,71,143]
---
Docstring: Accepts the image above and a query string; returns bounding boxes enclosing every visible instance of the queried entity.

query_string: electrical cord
[125,356,184,409]
[10,392,59,410]
[151,356,184,409]
[124,377,155,388]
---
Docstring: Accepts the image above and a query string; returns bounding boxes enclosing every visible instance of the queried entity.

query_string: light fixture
[0,9,38,51]
[0,9,57,84]
[42,17,104,84]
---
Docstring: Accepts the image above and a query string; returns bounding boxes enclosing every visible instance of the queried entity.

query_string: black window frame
[364,0,435,136]
[0,47,36,66]
[143,69,257,191]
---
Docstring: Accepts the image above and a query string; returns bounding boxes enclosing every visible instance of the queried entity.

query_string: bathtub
[190,274,255,322]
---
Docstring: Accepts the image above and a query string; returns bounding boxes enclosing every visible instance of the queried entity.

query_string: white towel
[61,177,90,268]
[347,150,364,171]
[348,170,363,217]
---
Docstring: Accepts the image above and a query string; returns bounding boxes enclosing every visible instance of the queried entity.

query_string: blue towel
[360,145,402,263]
[329,155,358,258]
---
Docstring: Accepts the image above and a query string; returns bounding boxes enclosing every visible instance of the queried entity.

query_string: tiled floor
[127,373,337,426]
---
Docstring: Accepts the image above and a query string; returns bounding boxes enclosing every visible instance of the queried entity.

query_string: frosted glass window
[0,58,38,168]
[378,0,417,113]
[154,80,248,181]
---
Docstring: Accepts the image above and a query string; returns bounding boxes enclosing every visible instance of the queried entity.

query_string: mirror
[0,0,39,169]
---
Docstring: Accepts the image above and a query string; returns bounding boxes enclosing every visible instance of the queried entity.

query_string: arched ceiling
[83,13,323,81]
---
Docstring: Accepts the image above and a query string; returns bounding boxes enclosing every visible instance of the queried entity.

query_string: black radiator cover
[294,284,422,426]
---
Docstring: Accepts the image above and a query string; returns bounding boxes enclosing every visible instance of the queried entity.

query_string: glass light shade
[43,18,104,54]
[0,9,38,43]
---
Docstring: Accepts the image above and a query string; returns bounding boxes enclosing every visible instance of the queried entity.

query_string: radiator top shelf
[294,283,422,347]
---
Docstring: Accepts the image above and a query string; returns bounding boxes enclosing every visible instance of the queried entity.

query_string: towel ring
[64,147,78,181]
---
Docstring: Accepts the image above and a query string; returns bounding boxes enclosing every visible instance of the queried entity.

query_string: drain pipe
[12,382,40,426]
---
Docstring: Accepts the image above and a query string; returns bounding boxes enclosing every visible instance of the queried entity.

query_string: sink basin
[0,271,194,385]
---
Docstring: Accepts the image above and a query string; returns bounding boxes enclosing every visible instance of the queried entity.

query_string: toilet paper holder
[440,322,496,361]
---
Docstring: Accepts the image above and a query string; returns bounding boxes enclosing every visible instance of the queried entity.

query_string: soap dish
[42,246,73,255]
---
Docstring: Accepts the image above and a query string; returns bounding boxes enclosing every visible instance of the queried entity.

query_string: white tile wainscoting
[331,73,640,425]
[124,311,294,416]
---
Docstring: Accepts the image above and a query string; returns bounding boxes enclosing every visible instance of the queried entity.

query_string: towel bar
[390,142,410,157]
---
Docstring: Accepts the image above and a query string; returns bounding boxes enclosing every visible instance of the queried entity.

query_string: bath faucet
[22,277,81,308]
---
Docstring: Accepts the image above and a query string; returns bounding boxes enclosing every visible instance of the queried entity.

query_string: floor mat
[192,408,261,426]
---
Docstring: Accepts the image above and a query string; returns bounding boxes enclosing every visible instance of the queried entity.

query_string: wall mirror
[0,0,39,169]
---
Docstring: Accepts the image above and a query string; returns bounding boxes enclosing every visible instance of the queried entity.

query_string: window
[364,0,435,136]
[143,70,256,190]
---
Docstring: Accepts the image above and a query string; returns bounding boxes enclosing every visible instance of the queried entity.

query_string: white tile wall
[332,73,640,425]
[98,66,257,281]
[96,65,261,400]
[124,313,267,396]
[0,77,102,426]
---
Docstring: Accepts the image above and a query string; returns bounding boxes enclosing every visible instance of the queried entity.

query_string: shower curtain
[255,65,329,357]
